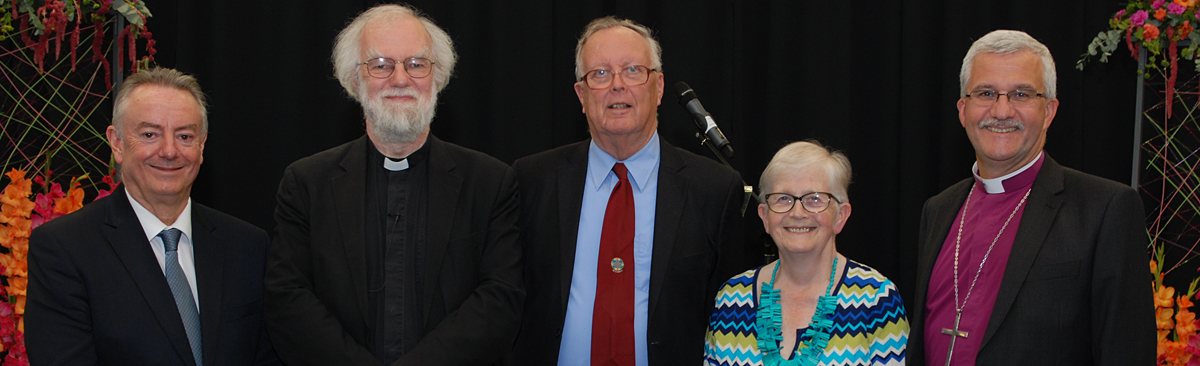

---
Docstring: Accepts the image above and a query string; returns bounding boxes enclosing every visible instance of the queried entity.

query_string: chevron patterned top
[704,259,909,366]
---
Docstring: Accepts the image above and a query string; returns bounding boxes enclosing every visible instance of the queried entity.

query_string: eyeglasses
[762,192,841,214]
[361,57,436,79]
[964,89,1046,107]
[580,65,658,90]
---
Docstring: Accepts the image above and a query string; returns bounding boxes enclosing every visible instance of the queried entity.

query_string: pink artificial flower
[1170,2,1186,14]
[1133,10,1151,26]
[1155,0,1167,8]
[29,182,66,229]
[1118,9,1126,17]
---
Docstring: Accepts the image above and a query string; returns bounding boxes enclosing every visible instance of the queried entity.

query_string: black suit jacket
[26,191,278,365]
[909,156,1154,365]
[265,135,524,365]
[507,138,746,365]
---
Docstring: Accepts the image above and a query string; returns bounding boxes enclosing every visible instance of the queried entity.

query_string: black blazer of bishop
[908,156,1154,365]
[265,135,524,365]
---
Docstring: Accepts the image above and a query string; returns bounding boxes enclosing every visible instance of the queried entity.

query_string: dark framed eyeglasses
[762,192,841,214]
[361,57,435,79]
[964,89,1046,107]
[579,65,658,90]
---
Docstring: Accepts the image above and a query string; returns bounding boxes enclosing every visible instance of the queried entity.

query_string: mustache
[379,88,420,99]
[978,118,1024,131]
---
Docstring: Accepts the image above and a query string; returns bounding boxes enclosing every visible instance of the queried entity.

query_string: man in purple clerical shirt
[908,29,1154,365]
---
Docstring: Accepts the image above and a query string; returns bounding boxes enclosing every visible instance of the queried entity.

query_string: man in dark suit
[263,4,523,365]
[908,29,1153,365]
[507,17,745,365]
[25,67,278,365]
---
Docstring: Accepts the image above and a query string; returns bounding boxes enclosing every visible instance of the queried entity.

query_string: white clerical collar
[383,157,409,171]
[971,151,1044,194]
[125,188,193,244]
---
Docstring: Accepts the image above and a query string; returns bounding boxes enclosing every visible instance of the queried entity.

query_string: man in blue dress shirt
[507,16,747,365]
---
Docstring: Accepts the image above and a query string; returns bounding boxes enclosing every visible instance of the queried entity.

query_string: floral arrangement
[0,169,117,365]
[1078,0,1200,117]
[1154,256,1200,365]
[0,0,154,82]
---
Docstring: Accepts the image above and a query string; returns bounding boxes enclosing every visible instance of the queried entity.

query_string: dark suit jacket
[26,191,278,366]
[507,138,746,365]
[908,156,1154,365]
[265,135,524,365]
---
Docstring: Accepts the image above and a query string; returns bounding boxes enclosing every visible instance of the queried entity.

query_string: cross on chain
[940,308,968,366]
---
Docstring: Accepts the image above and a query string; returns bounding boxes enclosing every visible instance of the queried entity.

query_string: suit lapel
[915,180,972,310]
[648,139,685,320]
[332,136,370,331]
[423,136,462,318]
[192,206,223,366]
[103,193,198,366]
[557,142,588,314]
[980,157,1065,347]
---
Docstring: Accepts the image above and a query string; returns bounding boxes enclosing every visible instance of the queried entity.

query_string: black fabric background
[147,1,1149,308]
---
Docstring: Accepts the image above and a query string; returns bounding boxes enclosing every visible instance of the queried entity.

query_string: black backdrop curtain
[148,0,1142,307]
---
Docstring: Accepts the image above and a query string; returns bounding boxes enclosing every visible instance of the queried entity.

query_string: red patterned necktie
[591,162,636,366]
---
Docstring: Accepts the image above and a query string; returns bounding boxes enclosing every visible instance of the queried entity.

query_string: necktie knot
[613,163,629,183]
[159,228,183,252]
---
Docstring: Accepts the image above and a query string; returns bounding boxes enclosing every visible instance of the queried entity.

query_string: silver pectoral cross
[940,308,969,366]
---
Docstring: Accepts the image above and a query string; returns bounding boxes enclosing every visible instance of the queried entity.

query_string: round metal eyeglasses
[762,192,841,214]
[361,57,435,79]
[579,65,658,90]
[964,89,1046,107]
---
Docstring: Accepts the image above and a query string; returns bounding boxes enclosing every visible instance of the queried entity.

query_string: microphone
[674,82,734,159]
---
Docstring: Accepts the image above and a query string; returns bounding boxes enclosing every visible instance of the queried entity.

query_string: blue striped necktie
[159,228,203,366]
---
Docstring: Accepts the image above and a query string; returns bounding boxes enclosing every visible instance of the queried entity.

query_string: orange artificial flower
[15,295,25,315]
[0,225,10,247]
[1177,307,1197,338]
[0,170,34,222]
[1160,307,1178,329]
[1158,286,1178,308]
[7,277,27,298]
[1145,24,1163,40]
[0,253,26,278]
[1153,260,1160,274]
[1180,21,1195,39]
[1156,8,1169,20]
[1161,329,1172,343]
[10,237,28,256]
[1175,0,1197,8]
[1162,340,1192,365]
[52,179,84,215]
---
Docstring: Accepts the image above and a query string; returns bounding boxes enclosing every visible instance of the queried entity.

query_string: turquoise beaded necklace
[756,257,839,366]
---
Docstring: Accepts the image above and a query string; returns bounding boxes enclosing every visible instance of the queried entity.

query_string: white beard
[360,84,438,144]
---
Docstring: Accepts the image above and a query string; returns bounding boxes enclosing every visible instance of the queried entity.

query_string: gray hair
[759,140,852,203]
[333,4,458,102]
[574,16,663,80]
[960,29,1057,99]
[112,67,208,135]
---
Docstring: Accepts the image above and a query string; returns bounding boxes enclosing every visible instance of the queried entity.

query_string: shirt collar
[587,132,660,193]
[972,151,1044,194]
[125,188,193,244]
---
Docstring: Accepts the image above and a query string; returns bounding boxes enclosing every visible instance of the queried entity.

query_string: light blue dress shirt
[558,133,660,366]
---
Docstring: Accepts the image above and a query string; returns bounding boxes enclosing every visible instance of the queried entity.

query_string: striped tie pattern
[159,228,203,366]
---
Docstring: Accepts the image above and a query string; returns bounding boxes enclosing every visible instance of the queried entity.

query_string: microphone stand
[691,130,758,217]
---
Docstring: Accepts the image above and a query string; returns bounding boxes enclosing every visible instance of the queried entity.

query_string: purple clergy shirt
[925,152,1045,365]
